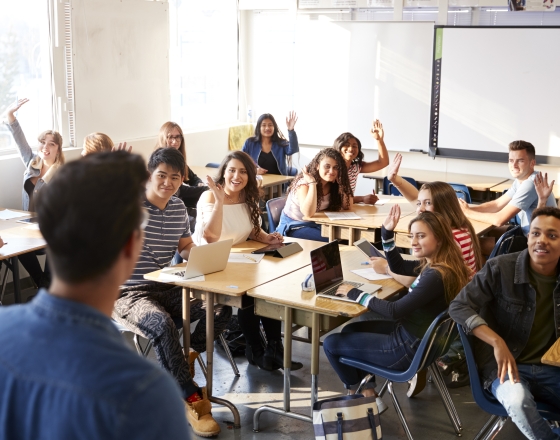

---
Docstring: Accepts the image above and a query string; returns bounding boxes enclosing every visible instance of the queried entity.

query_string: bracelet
[385,265,390,275]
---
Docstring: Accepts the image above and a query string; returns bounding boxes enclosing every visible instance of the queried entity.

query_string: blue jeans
[323,320,420,389]
[275,211,328,242]
[491,364,560,440]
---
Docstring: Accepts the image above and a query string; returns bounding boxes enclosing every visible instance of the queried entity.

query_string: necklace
[225,191,241,204]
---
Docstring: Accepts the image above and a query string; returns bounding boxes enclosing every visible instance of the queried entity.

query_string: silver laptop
[311,241,381,303]
[163,239,233,279]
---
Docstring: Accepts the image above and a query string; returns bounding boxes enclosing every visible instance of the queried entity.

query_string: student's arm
[296,167,319,218]
[187,168,204,187]
[285,111,299,156]
[178,236,195,260]
[4,98,34,166]
[359,120,389,173]
[249,228,284,244]
[534,171,555,209]
[0,236,4,248]
[386,153,419,203]
[370,257,416,288]
[458,194,518,226]
[200,177,225,243]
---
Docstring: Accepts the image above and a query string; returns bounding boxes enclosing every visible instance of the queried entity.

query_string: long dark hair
[249,113,288,145]
[420,181,483,271]
[333,132,364,166]
[409,211,472,304]
[287,148,352,211]
[215,151,263,239]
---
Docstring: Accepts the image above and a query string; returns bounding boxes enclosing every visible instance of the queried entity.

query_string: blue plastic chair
[266,197,287,233]
[287,166,298,177]
[205,162,220,168]
[448,183,472,203]
[384,176,418,196]
[339,310,462,439]
[458,326,560,439]
[488,225,521,259]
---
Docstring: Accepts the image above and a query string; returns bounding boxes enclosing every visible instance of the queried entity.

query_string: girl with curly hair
[276,148,353,242]
[192,151,302,371]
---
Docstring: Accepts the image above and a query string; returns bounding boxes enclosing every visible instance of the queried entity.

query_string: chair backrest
[385,176,418,197]
[488,225,521,259]
[205,162,220,168]
[415,310,457,372]
[287,166,298,177]
[266,197,287,233]
[448,183,472,203]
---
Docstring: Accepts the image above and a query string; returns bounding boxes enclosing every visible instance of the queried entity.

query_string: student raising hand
[535,171,555,208]
[370,119,384,141]
[205,175,225,204]
[387,153,402,183]
[112,142,132,153]
[383,204,401,231]
[286,111,298,131]
[301,165,316,184]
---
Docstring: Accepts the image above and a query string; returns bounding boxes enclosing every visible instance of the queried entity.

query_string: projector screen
[433,26,560,164]
[293,19,434,152]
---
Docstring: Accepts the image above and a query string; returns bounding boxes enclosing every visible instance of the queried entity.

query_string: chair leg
[428,364,463,435]
[0,262,9,304]
[197,354,208,379]
[219,333,240,377]
[133,334,152,357]
[387,381,414,440]
[356,374,375,394]
[474,415,506,440]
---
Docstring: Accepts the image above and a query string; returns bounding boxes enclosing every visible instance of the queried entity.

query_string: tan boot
[188,350,199,380]
[185,387,221,437]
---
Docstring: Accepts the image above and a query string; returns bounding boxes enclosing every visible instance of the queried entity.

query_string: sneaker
[185,387,221,438]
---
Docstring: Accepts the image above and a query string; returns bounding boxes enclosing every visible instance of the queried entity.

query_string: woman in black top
[323,207,471,403]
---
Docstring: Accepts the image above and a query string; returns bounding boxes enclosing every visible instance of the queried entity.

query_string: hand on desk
[370,257,388,275]
[257,167,268,175]
[363,193,379,205]
[264,232,284,244]
[335,284,354,297]
[383,204,401,231]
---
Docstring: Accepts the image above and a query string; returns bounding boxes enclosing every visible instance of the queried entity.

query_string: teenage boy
[450,207,560,440]
[0,152,190,439]
[113,147,231,438]
[460,140,556,236]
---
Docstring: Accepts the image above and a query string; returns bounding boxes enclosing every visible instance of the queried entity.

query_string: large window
[169,0,239,131]
[0,1,53,154]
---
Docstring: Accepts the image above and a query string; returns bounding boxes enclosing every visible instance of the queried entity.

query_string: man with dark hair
[459,140,556,236]
[450,207,560,439]
[113,147,230,438]
[0,151,190,439]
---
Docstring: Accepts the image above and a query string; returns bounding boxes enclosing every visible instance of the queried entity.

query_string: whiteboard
[293,19,434,151]
[72,0,170,144]
[437,27,560,161]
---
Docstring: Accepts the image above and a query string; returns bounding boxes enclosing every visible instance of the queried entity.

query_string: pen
[243,254,257,263]
[361,262,370,265]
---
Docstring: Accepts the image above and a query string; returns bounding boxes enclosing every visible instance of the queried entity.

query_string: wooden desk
[144,237,325,428]
[248,246,406,429]
[491,179,560,199]
[0,208,46,303]
[363,168,509,193]
[190,165,294,200]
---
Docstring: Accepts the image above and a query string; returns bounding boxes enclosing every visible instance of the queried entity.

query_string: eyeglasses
[167,135,182,142]
[140,207,150,230]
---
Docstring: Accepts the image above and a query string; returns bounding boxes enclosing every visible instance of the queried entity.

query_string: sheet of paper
[158,269,205,282]
[351,268,392,281]
[374,199,392,206]
[0,210,28,220]
[324,211,361,220]
[228,253,265,264]
[24,224,40,230]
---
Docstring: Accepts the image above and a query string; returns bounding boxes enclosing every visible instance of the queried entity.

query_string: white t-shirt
[193,201,255,245]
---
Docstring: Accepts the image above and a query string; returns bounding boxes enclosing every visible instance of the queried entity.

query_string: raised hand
[205,175,225,204]
[5,98,30,123]
[534,171,554,207]
[383,204,401,231]
[286,111,298,131]
[370,119,384,141]
[387,153,402,183]
[112,142,132,153]
[301,165,316,184]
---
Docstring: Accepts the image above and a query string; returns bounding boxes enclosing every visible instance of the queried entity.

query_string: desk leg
[268,186,273,200]
[253,305,312,432]
[11,257,21,304]
[204,291,241,429]
[310,312,320,415]
[182,288,191,357]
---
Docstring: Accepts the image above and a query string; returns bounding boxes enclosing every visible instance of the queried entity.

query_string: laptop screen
[310,241,343,292]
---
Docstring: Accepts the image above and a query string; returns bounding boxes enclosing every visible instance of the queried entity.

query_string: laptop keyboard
[320,281,362,297]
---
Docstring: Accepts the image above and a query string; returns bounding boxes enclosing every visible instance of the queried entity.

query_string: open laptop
[311,241,382,303]
[162,239,233,280]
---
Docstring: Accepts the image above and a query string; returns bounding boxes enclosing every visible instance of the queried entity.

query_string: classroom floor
[6,288,529,440]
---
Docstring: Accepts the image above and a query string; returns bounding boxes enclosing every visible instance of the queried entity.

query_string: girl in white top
[194,151,302,372]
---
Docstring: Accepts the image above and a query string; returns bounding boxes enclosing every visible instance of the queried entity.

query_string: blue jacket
[242,130,299,176]
[449,250,560,388]
[0,290,190,440]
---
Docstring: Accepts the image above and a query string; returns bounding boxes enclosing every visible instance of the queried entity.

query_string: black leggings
[18,251,50,288]
[237,306,281,348]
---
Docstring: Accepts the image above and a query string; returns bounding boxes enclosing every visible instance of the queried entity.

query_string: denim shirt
[5,119,61,211]
[449,250,560,388]
[242,130,299,176]
[0,290,190,440]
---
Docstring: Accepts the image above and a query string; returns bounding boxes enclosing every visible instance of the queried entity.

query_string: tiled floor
[3,287,530,439]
